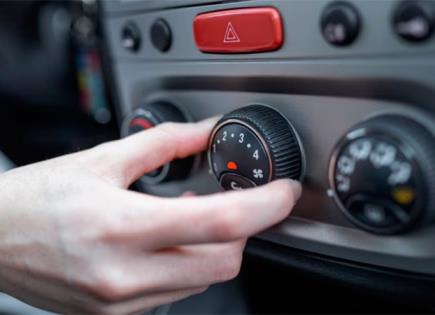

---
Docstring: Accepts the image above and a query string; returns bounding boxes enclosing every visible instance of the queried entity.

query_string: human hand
[0,118,301,314]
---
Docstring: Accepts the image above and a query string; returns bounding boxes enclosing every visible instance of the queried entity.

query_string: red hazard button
[193,7,284,54]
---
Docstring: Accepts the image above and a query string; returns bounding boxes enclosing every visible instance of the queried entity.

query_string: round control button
[150,19,172,52]
[127,116,156,134]
[393,1,435,42]
[121,21,141,52]
[320,2,361,46]
[329,115,435,234]
[219,173,256,191]
[208,105,305,191]
[121,101,194,185]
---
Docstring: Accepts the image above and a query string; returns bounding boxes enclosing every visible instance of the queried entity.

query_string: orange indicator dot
[392,187,415,205]
[227,161,238,170]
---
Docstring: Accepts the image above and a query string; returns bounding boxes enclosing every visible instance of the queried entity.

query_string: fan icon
[253,169,264,179]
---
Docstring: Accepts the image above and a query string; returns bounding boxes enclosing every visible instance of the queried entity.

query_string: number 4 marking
[253,149,259,160]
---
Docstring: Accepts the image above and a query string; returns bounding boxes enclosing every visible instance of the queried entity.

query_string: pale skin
[0,118,301,314]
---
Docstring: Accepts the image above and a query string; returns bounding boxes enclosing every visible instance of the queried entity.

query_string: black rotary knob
[208,105,305,191]
[329,115,435,234]
[121,101,195,185]
[393,0,435,43]
[321,2,361,46]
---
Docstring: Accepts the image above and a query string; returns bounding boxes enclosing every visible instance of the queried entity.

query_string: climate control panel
[103,0,435,275]
[121,101,435,237]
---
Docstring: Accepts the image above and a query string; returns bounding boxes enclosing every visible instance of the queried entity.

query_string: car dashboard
[100,0,435,312]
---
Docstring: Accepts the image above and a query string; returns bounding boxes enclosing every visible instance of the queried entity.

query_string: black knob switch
[329,115,435,234]
[150,19,172,52]
[121,101,194,185]
[321,2,361,46]
[219,173,256,191]
[208,105,305,191]
[121,21,141,52]
[393,0,435,43]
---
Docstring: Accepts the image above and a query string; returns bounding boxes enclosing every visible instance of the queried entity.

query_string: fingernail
[279,178,302,200]
[289,179,302,200]
[181,191,197,197]
[198,116,221,127]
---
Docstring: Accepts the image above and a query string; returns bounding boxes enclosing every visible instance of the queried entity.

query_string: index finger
[85,117,218,187]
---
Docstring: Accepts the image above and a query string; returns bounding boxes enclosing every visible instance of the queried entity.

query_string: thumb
[84,117,218,187]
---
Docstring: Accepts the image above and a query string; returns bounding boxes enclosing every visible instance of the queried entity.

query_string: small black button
[121,22,141,52]
[321,2,361,46]
[346,196,400,228]
[393,1,435,43]
[150,19,172,52]
[219,173,256,191]
[361,203,391,226]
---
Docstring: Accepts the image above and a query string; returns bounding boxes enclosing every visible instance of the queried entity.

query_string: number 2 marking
[222,131,227,141]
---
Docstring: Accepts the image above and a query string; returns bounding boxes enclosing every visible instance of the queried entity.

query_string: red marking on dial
[130,118,153,130]
[227,161,238,170]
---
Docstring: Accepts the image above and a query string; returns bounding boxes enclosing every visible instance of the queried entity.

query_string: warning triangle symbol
[223,22,240,43]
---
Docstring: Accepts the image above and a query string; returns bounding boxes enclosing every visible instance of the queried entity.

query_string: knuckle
[96,217,125,242]
[92,281,123,302]
[153,123,179,155]
[213,251,243,282]
[84,266,129,302]
[211,208,244,241]
[156,122,179,138]
[195,286,209,295]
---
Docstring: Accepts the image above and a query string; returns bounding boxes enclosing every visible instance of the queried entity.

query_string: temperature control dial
[208,105,305,191]
[121,101,194,185]
[329,115,435,234]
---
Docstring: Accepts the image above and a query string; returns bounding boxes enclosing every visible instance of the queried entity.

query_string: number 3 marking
[238,133,244,143]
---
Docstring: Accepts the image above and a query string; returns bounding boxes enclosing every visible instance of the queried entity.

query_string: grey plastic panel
[104,0,435,61]
[101,0,222,15]
[102,0,435,275]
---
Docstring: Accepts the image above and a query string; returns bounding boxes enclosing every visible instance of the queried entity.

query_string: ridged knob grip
[208,105,305,191]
